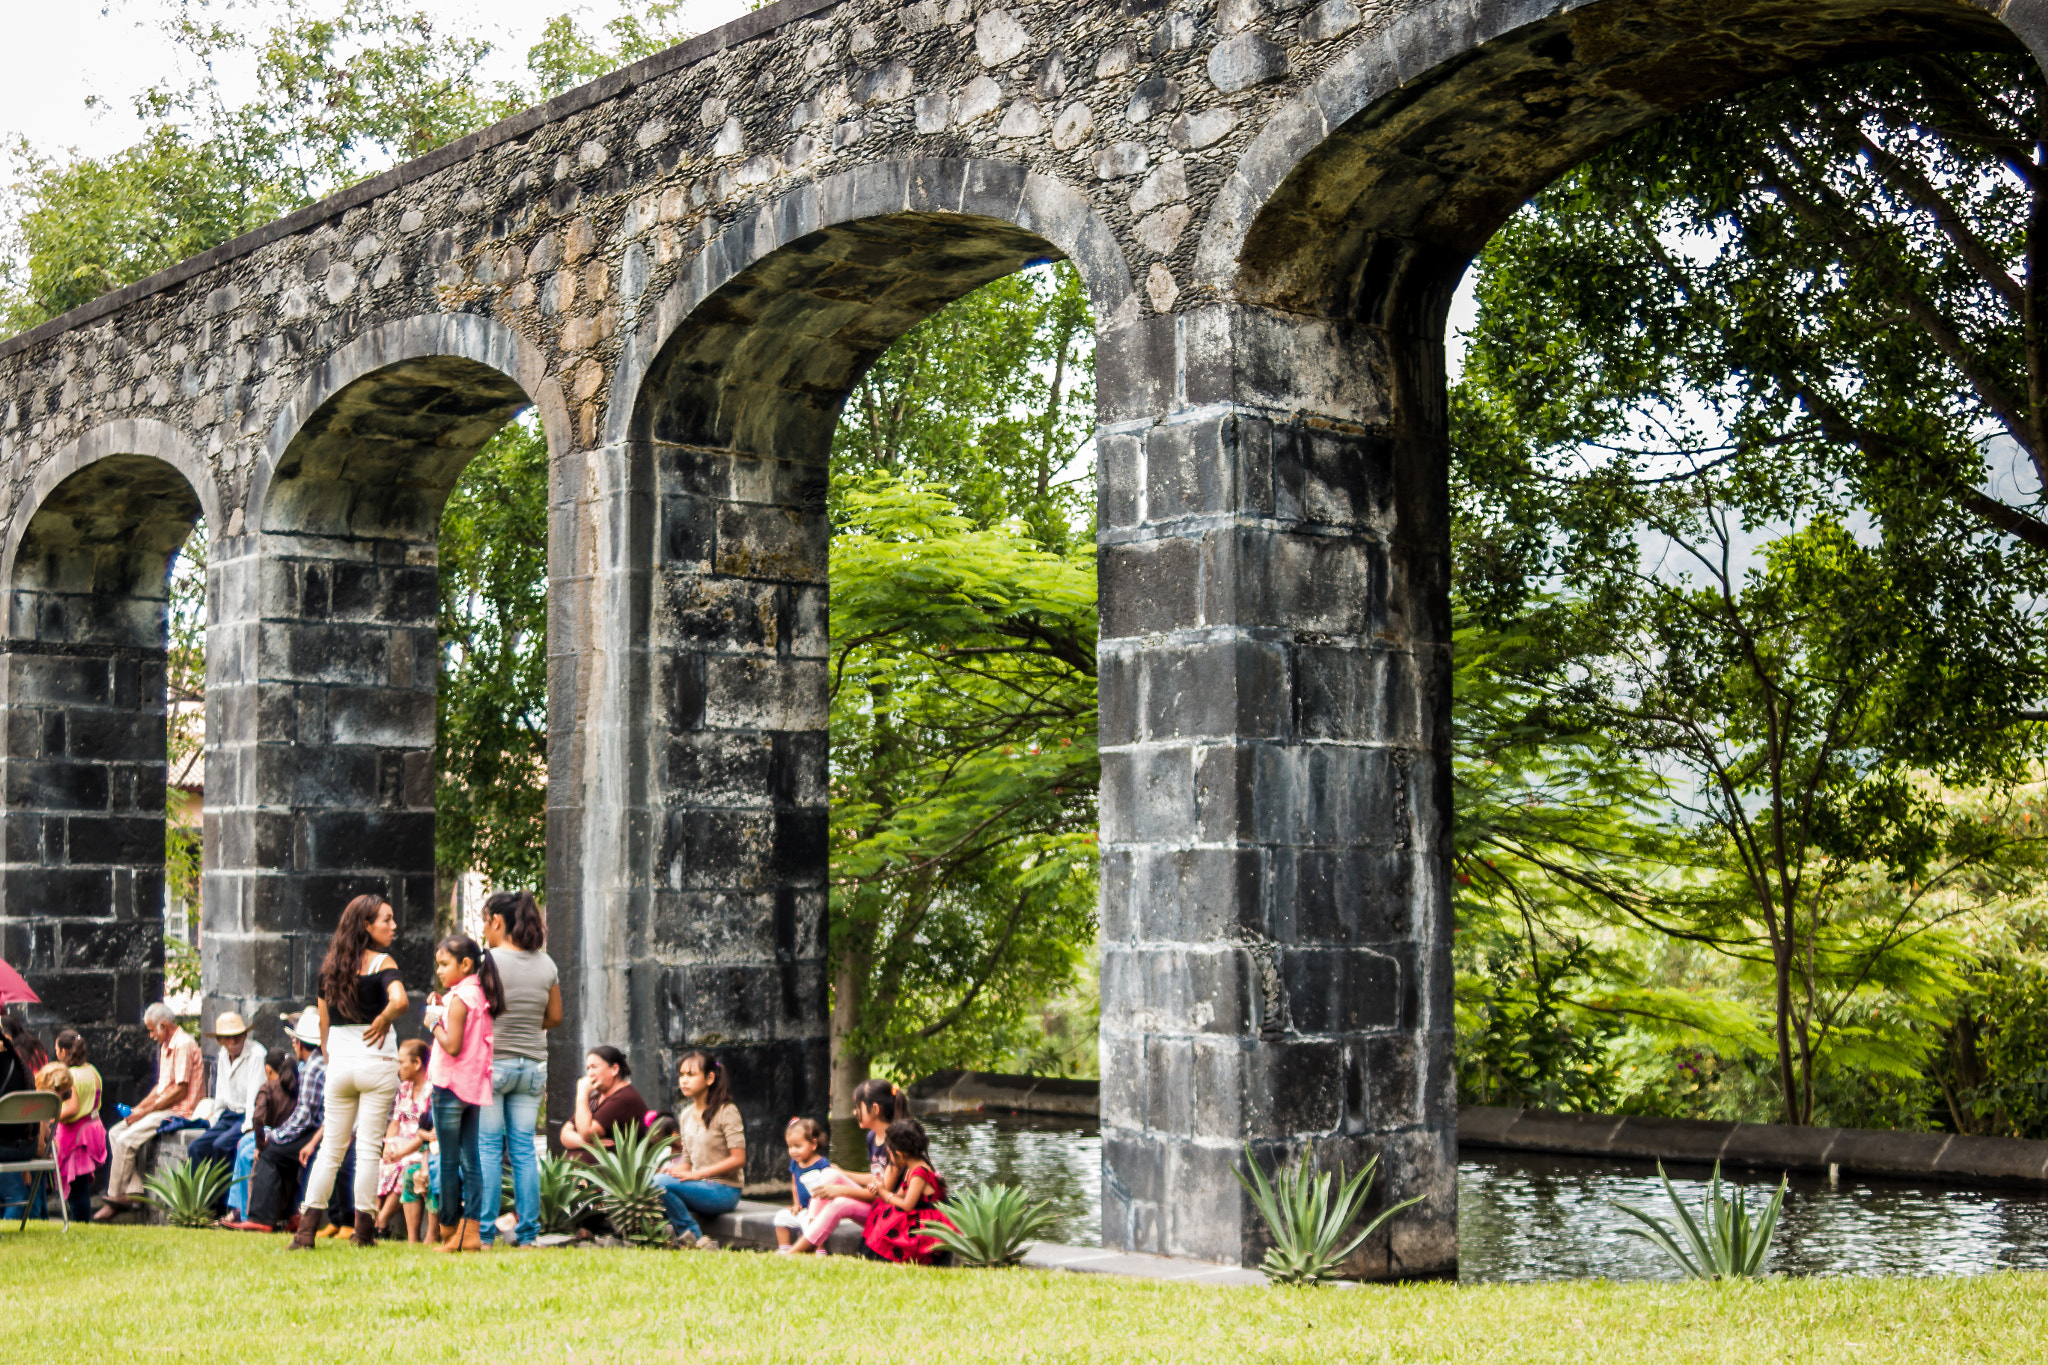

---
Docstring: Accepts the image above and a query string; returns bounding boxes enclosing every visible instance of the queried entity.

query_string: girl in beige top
[654,1050,745,1246]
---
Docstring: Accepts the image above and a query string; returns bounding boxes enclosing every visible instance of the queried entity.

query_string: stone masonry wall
[0,0,2038,1270]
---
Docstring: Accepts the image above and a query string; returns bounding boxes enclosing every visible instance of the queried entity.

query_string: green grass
[3,1223,2044,1362]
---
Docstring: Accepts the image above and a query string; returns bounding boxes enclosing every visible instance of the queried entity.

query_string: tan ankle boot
[460,1217,483,1252]
[437,1218,465,1253]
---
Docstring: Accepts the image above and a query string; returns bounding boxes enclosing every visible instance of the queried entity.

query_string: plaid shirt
[269,1052,325,1145]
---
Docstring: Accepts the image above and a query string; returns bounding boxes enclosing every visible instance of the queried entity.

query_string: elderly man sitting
[185,1012,266,1209]
[91,1003,205,1220]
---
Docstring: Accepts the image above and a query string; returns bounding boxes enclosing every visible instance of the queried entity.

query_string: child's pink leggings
[804,1197,872,1249]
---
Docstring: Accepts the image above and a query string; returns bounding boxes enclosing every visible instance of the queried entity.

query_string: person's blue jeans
[476,1056,546,1245]
[432,1087,484,1225]
[187,1112,244,1210]
[227,1132,257,1219]
[654,1176,740,1239]
[0,1144,43,1220]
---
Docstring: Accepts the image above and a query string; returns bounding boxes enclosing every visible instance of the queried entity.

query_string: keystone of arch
[605,158,1137,449]
[1,418,222,590]
[245,312,566,536]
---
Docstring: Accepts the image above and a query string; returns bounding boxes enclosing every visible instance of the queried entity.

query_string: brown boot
[286,1214,320,1251]
[460,1217,483,1253]
[437,1218,467,1254]
[351,1211,377,1249]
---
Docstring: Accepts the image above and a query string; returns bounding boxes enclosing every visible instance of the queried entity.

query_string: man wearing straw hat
[185,1012,266,1194]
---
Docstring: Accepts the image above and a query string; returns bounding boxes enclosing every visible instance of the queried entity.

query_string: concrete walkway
[706,1200,1267,1287]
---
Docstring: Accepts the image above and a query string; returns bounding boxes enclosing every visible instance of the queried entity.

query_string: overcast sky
[1,0,753,160]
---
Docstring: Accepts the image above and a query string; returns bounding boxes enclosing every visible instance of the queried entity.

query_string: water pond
[919,1113,2048,1280]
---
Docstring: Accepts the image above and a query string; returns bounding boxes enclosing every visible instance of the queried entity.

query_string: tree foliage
[1450,51,2048,1124]
[825,265,1100,1100]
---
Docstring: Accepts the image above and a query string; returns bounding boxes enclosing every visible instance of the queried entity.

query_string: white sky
[0,0,753,160]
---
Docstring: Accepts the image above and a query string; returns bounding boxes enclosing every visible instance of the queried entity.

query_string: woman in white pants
[289,895,408,1250]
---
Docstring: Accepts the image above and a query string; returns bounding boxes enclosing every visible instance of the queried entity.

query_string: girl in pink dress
[863,1118,955,1264]
[374,1040,434,1237]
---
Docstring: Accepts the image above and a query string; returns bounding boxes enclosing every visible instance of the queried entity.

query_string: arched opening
[211,350,534,1030]
[1201,0,2042,1280]
[618,172,1128,1184]
[1,452,204,1105]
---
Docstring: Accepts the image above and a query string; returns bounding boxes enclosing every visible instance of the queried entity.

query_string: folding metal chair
[0,1090,66,1230]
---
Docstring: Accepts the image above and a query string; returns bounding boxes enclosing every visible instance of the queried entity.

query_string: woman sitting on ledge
[653,1049,745,1249]
[560,1046,644,1163]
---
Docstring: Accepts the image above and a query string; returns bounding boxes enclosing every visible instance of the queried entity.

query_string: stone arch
[247,313,564,539]
[608,158,1134,451]
[567,160,1132,1173]
[1198,0,2043,315]
[1,429,211,1107]
[1142,0,2048,1280]
[207,313,561,1045]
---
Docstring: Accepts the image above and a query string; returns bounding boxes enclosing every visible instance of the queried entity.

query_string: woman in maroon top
[560,1046,646,1164]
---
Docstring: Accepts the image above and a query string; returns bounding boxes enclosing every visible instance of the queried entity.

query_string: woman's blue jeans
[431,1087,484,1226]
[476,1056,546,1245]
[654,1176,740,1238]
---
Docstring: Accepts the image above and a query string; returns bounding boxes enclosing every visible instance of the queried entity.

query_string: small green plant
[143,1157,230,1227]
[1611,1161,1787,1280]
[576,1125,668,1245]
[539,1154,594,1235]
[925,1184,1057,1267]
[1234,1143,1423,1286]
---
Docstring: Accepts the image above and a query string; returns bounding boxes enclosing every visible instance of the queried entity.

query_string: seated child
[773,1117,834,1248]
[400,1131,443,1244]
[783,1078,906,1255]
[863,1118,955,1265]
[375,1040,434,1239]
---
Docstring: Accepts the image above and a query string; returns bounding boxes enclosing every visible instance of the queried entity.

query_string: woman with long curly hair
[289,894,408,1251]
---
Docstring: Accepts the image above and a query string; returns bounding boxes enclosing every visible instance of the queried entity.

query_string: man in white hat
[222,1007,325,1233]
[186,1012,267,1196]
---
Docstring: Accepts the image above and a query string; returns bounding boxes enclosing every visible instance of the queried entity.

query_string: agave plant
[1235,1143,1423,1286]
[1612,1162,1787,1280]
[925,1184,1056,1267]
[539,1154,595,1235]
[577,1124,670,1245]
[143,1157,231,1228]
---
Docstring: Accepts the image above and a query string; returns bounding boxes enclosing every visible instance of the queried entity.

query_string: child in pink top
[426,932,500,1253]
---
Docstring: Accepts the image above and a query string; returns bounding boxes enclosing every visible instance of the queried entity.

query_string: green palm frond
[143,1157,231,1228]
[577,1125,669,1246]
[1234,1143,1423,1286]
[1612,1162,1787,1280]
[924,1184,1057,1267]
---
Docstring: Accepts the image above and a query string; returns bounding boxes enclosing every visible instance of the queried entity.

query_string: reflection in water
[917,1114,2048,1281]
[923,1112,1102,1246]
[1459,1150,2048,1282]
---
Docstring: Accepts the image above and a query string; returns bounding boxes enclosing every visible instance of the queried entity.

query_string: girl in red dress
[862,1118,956,1264]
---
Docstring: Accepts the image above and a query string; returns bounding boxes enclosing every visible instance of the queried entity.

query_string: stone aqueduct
[0,0,2037,1274]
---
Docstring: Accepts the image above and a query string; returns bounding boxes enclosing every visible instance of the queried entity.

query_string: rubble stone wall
[0,0,2037,1269]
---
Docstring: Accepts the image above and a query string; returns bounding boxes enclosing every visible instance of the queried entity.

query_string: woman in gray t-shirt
[477,890,561,1246]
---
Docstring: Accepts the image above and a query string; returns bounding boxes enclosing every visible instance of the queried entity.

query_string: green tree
[1450,52,2048,1123]
[435,420,549,893]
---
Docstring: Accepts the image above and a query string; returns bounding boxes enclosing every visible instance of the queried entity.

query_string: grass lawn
[4,1222,2044,1362]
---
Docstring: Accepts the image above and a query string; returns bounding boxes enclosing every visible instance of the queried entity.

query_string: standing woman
[653,1050,746,1248]
[290,894,408,1250]
[426,933,501,1254]
[476,890,560,1248]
